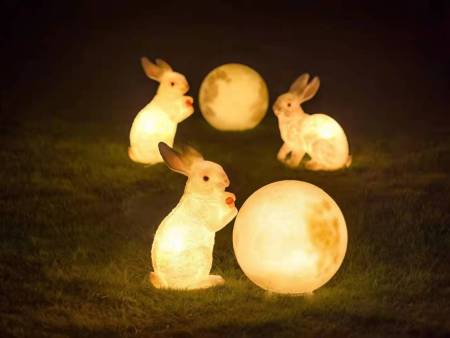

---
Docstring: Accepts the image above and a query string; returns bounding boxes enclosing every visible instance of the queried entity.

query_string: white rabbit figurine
[273,74,351,171]
[129,57,194,165]
[150,142,238,289]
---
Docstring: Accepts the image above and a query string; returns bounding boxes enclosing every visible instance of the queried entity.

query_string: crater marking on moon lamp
[232,180,348,294]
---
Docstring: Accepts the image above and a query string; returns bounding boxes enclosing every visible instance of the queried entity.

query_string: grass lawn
[1,114,449,337]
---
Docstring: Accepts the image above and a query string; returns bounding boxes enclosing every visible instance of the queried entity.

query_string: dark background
[3,0,450,134]
[1,2,450,336]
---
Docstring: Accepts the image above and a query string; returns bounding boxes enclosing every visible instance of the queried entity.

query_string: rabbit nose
[224,177,230,187]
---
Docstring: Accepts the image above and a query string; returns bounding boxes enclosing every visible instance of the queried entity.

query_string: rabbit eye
[170,82,175,86]
[203,176,209,182]
[287,103,291,107]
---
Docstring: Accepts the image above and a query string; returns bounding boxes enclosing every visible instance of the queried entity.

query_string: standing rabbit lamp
[273,74,351,170]
[150,142,238,289]
[129,58,194,165]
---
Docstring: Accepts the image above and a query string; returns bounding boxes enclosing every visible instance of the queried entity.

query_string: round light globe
[199,64,269,131]
[233,180,347,295]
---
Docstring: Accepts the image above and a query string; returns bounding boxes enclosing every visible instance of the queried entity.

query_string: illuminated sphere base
[199,63,269,131]
[233,180,347,295]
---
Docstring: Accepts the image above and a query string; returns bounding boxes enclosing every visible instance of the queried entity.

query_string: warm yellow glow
[199,63,269,131]
[129,57,194,164]
[315,117,339,139]
[150,142,238,290]
[233,180,347,295]
[273,74,351,170]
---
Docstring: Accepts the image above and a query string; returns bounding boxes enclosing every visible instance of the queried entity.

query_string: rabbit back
[300,114,350,170]
[129,102,177,164]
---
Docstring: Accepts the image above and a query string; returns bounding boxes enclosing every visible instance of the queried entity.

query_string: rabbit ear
[155,58,173,71]
[180,145,204,168]
[158,142,190,176]
[141,57,164,81]
[289,73,310,95]
[181,145,203,161]
[299,76,320,103]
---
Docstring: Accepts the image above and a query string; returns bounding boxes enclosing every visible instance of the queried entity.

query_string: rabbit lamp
[150,142,238,289]
[233,180,347,295]
[129,58,194,165]
[199,63,269,131]
[273,74,351,171]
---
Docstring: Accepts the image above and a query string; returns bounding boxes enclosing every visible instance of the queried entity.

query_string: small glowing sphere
[233,180,347,294]
[199,64,269,131]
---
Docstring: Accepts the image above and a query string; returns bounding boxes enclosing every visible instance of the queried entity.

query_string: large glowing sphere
[199,64,269,131]
[233,180,347,294]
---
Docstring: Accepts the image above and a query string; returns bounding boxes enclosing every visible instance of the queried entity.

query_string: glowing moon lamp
[233,180,347,295]
[199,63,269,131]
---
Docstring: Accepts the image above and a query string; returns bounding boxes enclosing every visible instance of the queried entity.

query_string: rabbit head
[141,57,190,95]
[273,73,320,119]
[158,142,230,196]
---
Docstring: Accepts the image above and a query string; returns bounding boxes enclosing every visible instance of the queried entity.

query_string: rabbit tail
[308,139,347,171]
[128,146,139,162]
[345,155,352,168]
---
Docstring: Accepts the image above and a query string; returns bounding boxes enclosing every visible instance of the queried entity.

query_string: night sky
[3,0,449,132]
[2,2,450,336]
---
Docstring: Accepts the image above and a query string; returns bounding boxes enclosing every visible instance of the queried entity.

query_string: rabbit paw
[224,192,236,208]
[277,144,290,162]
[179,96,194,118]
[285,156,300,168]
[277,151,287,162]
[304,160,321,171]
[184,96,194,112]
[184,96,194,107]
[228,206,238,220]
